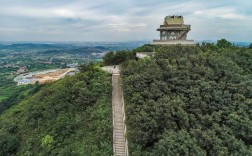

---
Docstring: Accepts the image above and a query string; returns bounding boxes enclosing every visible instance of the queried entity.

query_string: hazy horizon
[0,0,252,42]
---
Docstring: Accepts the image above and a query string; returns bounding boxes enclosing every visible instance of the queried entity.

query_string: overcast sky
[0,0,252,42]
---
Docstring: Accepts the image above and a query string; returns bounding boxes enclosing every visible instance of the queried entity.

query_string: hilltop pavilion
[152,15,195,45]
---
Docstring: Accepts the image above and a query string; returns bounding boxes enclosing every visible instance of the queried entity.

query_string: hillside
[1,42,252,156]
[121,44,252,155]
[0,64,112,156]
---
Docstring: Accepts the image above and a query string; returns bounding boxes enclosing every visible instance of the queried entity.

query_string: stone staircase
[112,73,128,156]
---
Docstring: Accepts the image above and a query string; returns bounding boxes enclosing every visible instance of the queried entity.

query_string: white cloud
[0,27,26,32]
[0,0,251,42]
[106,23,147,32]
[0,6,87,19]
[194,7,246,20]
[52,9,76,18]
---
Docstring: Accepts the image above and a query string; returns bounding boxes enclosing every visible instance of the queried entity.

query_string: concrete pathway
[109,66,128,156]
[102,65,120,74]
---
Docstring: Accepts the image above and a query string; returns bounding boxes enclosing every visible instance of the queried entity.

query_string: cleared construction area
[28,68,75,84]
[15,68,76,85]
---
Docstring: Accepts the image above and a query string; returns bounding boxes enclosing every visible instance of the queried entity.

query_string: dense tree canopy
[249,43,252,49]
[122,44,252,155]
[0,64,113,156]
[217,39,232,48]
[103,50,136,66]
[1,40,252,155]
[0,84,44,115]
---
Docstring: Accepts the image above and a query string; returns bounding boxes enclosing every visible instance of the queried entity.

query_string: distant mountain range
[0,41,150,52]
[0,40,250,48]
[232,42,251,47]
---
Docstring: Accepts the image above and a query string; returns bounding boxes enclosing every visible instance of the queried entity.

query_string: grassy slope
[0,67,112,156]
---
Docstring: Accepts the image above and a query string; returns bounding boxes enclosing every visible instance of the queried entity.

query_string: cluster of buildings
[0,63,28,75]
[16,66,28,74]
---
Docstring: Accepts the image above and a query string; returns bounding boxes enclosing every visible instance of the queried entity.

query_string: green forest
[0,64,112,156]
[121,42,252,155]
[1,40,252,155]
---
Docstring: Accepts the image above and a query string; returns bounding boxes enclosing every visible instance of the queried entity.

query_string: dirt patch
[28,68,75,84]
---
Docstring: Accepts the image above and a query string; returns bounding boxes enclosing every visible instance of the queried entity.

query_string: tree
[103,50,136,66]
[152,130,206,156]
[249,43,252,49]
[217,39,232,48]
[0,132,19,156]
[132,44,154,53]
[41,135,54,150]
[0,64,113,155]
[122,45,252,155]
[103,51,114,65]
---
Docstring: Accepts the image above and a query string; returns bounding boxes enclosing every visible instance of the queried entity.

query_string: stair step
[112,74,128,156]
[115,145,125,147]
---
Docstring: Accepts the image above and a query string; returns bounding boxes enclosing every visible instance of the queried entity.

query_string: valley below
[0,42,146,101]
